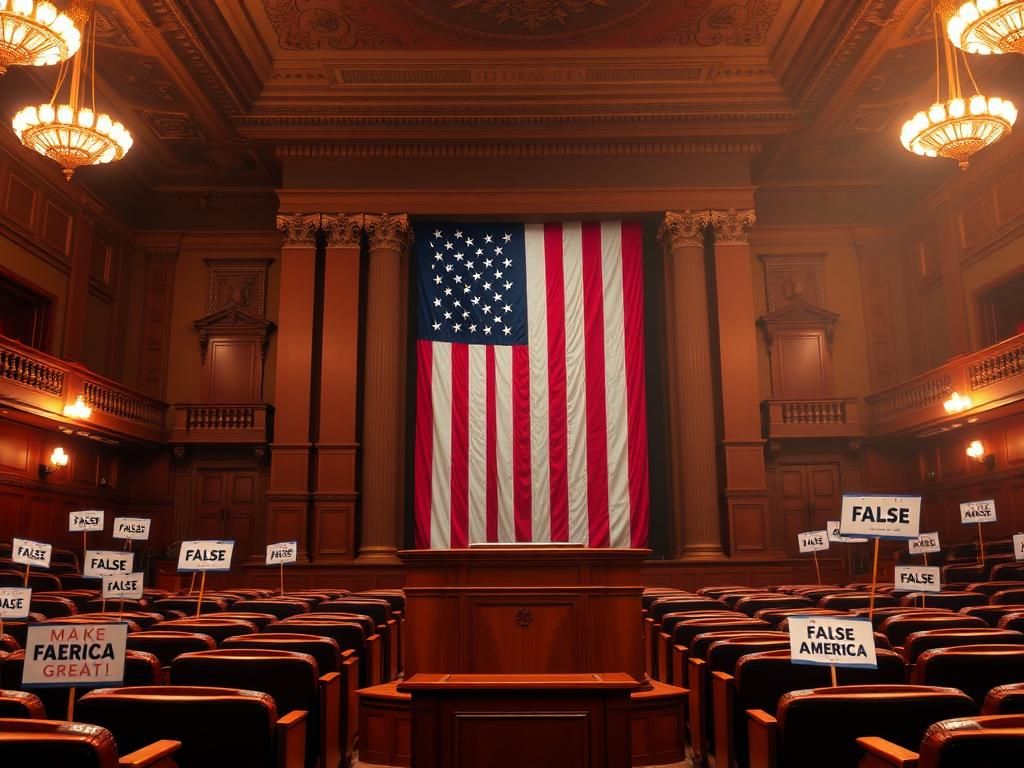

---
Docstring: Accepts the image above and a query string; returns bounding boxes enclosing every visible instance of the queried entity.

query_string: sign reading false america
[21,622,128,688]
[1015,533,1024,562]
[102,573,143,601]
[0,587,31,619]
[960,499,996,524]
[839,494,921,540]
[177,540,234,572]
[69,509,104,532]
[266,541,297,565]
[83,550,134,579]
[798,530,829,553]
[12,537,52,569]
[112,517,151,541]
[788,615,877,669]
[894,565,941,593]
[909,532,941,555]
[827,520,868,544]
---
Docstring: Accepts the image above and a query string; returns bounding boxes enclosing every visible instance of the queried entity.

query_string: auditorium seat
[210,611,277,630]
[36,590,96,611]
[912,644,1024,706]
[721,592,778,609]
[0,613,43,646]
[983,683,1024,715]
[75,612,164,630]
[649,596,724,623]
[960,603,1024,626]
[853,606,953,630]
[152,597,228,616]
[990,564,1024,581]
[45,616,143,633]
[942,564,987,584]
[265,620,378,687]
[354,590,403,613]
[901,627,1024,664]
[788,587,855,601]
[0,690,44,719]
[819,593,898,611]
[999,612,1024,632]
[77,686,305,768]
[858,714,1024,767]
[967,580,1024,597]
[126,630,217,668]
[154,618,259,646]
[697,586,758,599]
[0,718,180,767]
[879,614,987,647]
[897,591,988,611]
[656,610,744,681]
[29,594,77,618]
[669,617,770,687]
[314,598,397,679]
[285,612,375,637]
[229,599,311,620]
[733,595,814,617]
[170,648,337,768]
[753,607,846,628]
[993,588,1024,605]
[82,599,151,614]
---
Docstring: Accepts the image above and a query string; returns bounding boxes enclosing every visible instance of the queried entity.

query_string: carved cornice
[658,210,709,250]
[365,214,412,254]
[708,208,756,245]
[145,247,179,264]
[276,213,319,248]
[275,141,764,159]
[322,214,364,249]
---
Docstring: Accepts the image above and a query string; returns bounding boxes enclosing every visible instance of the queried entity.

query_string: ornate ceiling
[0,0,1020,224]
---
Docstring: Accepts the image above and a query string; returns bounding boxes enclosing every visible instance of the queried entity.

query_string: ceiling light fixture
[11,1,132,180]
[63,394,91,419]
[0,0,81,76]
[902,2,1016,169]
[943,390,973,413]
[944,0,1024,55]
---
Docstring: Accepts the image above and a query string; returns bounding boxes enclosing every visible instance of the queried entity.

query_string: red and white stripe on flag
[413,221,649,548]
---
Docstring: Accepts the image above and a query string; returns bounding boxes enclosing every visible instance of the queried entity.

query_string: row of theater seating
[0,585,405,768]
[644,582,1024,767]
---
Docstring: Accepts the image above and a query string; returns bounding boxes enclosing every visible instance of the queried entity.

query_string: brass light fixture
[901,3,1017,169]
[39,445,68,476]
[945,0,1024,55]
[11,1,132,180]
[0,0,81,76]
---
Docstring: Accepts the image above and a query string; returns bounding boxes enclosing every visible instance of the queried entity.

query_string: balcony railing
[866,333,1024,436]
[761,397,864,439]
[0,335,169,442]
[171,403,272,444]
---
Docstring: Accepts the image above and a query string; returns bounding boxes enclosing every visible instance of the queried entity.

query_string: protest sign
[68,510,104,532]
[909,532,941,556]
[83,550,134,579]
[177,540,234,572]
[266,541,297,565]
[102,574,143,601]
[960,499,996,524]
[22,622,128,688]
[12,538,52,569]
[827,520,868,544]
[894,565,941,593]
[788,615,877,669]
[0,587,31,619]
[798,531,829,554]
[112,517,151,541]
[840,495,921,540]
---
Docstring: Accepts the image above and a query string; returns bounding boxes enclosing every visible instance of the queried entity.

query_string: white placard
[12,538,52,569]
[266,541,297,565]
[894,565,941,593]
[788,615,877,669]
[909,532,941,555]
[83,550,135,578]
[177,540,234,572]
[0,587,32,619]
[68,510,104,532]
[798,530,830,554]
[827,520,868,544]
[1014,533,1024,562]
[839,494,921,540]
[21,622,128,688]
[112,517,151,541]
[960,499,997,524]
[102,573,143,601]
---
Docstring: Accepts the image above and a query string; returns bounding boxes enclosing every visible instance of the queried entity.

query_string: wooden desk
[399,546,648,680]
[400,673,637,768]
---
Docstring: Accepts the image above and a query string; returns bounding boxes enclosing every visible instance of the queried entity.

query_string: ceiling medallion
[944,0,1024,54]
[451,0,611,30]
[0,0,81,75]
[12,2,133,180]
[901,4,1016,169]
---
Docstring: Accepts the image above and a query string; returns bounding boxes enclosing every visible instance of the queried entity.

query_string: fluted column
[358,214,412,561]
[709,209,772,557]
[659,211,724,559]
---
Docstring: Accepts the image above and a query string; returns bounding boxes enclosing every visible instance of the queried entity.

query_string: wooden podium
[399,546,648,681]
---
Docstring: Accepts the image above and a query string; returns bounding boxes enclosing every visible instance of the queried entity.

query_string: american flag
[413,221,649,548]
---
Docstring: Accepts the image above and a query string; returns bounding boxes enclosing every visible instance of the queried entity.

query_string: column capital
[365,213,412,253]
[144,246,179,265]
[708,208,756,245]
[322,214,364,249]
[277,213,319,249]
[658,210,709,250]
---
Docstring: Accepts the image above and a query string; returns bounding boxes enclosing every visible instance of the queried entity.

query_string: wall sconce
[944,391,973,413]
[63,394,92,420]
[39,446,69,478]
[966,439,995,469]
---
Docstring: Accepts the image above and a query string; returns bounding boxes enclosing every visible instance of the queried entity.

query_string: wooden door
[778,462,841,556]
[194,469,260,561]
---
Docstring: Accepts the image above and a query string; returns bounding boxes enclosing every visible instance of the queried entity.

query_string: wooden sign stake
[813,550,822,585]
[978,523,986,567]
[867,538,880,621]
[118,599,124,620]
[67,687,76,721]
[187,572,196,596]
[280,562,285,597]
[23,564,30,587]
[82,531,88,573]
[101,596,106,614]
[0,618,4,637]
[195,572,207,618]
[830,664,837,687]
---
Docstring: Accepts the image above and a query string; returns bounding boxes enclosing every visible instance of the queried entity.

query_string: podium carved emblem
[515,608,533,628]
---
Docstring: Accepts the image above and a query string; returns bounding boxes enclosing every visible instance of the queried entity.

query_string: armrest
[855,737,920,768]
[712,671,736,768]
[119,740,180,768]
[747,709,778,768]
[319,672,343,768]
[688,658,708,760]
[276,709,308,768]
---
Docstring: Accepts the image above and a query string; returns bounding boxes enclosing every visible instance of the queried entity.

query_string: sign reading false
[788,615,877,669]
[827,520,868,544]
[960,499,996,524]
[1015,533,1024,562]
[839,494,921,540]
[177,540,234,572]
[12,538,52,569]
[21,622,128,688]
[112,517,151,541]
[909,532,941,555]
[266,541,297,565]
[102,573,143,601]
[894,565,941,593]
[798,530,829,553]
[68,510,104,532]
[0,587,31,619]
[83,551,134,578]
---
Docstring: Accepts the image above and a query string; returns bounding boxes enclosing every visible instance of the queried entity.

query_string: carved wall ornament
[365,213,412,254]
[658,210,710,250]
[447,0,617,31]
[650,0,782,47]
[708,208,756,245]
[757,296,840,354]
[277,213,319,248]
[262,0,402,50]
[760,254,827,312]
[205,259,273,317]
[94,5,137,47]
[322,214,364,248]
[194,305,277,365]
[515,607,533,627]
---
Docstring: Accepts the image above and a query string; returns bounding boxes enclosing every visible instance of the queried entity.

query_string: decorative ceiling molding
[275,140,764,159]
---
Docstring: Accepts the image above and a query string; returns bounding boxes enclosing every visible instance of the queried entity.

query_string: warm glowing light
[901,95,1016,170]
[0,0,81,76]
[48,445,68,468]
[946,0,1024,55]
[63,394,92,419]
[944,391,974,413]
[966,439,986,460]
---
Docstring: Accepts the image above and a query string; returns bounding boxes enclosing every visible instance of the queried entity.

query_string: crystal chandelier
[944,0,1024,55]
[901,3,1017,169]
[11,3,132,180]
[0,0,81,75]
